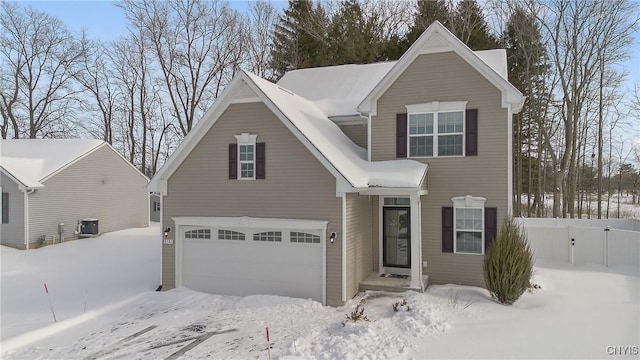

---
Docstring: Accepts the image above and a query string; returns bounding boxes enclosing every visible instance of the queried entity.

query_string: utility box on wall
[81,218,99,235]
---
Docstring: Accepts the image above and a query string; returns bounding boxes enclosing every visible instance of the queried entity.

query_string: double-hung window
[406,101,467,157]
[452,196,485,255]
[234,133,258,180]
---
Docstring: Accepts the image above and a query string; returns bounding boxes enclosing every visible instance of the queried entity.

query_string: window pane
[456,208,482,230]
[456,231,481,254]
[241,163,254,178]
[438,134,463,156]
[409,113,433,135]
[409,136,433,157]
[384,197,410,206]
[239,144,254,161]
[438,112,463,133]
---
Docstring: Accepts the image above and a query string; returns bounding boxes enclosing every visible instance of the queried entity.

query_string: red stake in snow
[266,327,271,360]
[44,283,57,322]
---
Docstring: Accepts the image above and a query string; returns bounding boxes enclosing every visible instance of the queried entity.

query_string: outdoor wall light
[164,226,172,237]
[329,232,336,244]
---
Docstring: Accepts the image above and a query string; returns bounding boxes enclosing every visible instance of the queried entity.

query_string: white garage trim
[173,216,328,304]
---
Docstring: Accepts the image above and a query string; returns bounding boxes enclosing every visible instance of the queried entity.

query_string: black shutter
[256,142,265,179]
[1,193,8,224]
[228,144,237,179]
[396,113,407,158]
[442,207,453,252]
[484,207,497,250]
[465,109,478,156]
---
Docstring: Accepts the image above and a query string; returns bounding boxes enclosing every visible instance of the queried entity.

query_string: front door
[383,207,411,268]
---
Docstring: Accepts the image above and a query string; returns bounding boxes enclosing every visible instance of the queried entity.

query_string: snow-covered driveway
[2,225,638,359]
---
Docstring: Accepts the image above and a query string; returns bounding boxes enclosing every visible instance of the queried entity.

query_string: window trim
[451,195,486,255]
[406,101,467,158]
[235,133,258,180]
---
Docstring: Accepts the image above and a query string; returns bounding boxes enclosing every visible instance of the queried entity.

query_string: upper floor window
[407,101,467,158]
[229,133,266,180]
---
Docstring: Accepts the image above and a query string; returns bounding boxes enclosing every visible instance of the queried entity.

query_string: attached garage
[173,217,327,304]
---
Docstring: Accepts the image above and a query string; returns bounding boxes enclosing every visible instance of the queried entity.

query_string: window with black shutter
[396,113,407,158]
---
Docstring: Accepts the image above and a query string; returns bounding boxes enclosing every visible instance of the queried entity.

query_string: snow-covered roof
[475,49,508,80]
[245,71,428,188]
[277,62,396,117]
[276,49,512,118]
[0,139,104,188]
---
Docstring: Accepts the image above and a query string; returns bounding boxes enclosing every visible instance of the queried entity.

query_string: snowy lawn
[1,225,638,359]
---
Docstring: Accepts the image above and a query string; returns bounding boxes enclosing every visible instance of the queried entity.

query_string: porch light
[164,226,172,237]
[329,232,336,244]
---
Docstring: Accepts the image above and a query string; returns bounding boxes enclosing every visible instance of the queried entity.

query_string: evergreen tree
[501,5,551,216]
[270,0,329,80]
[392,0,451,59]
[326,0,384,65]
[451,0,498,50]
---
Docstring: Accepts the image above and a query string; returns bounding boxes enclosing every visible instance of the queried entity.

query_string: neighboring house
[150,193,161,222]
[148,22,525,306]
[0,139,150,249]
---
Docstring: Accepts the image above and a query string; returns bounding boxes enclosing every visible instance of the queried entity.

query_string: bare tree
[243,1,277,79]
[0,2,86,138]
[75,36,120,144]
[536,0,638,217]
[118,0,245,137]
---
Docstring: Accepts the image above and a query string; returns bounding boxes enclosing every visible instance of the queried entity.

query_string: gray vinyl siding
[372,51,509,287]
[345,193,374,299]
[162,102,343,306]
[339,124,368,149]
[0,173,25,248]
[28,145,149,248]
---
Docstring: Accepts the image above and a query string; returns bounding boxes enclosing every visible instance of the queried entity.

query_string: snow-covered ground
[1,225,638,359]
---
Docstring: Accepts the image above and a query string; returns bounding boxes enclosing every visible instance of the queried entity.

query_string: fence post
[568,225,575,265]
[604,226,610,267]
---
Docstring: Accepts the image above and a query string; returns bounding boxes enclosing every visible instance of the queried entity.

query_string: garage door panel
[181,226,323,302]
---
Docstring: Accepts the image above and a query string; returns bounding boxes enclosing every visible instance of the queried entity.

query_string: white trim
[322,226,327,305]
[405,101,467,113]
[24,189,29,249]
[341,193,347,302]
[357,21,524,116]
[329,115,366,125]
[356,187,427,196]
[173,216,328,231]
[230,96,261,104]
[409,194,423,290]
[235,134,258,180]
[367,113,372,161]
[159,194,164,285]
[451,196,486,255]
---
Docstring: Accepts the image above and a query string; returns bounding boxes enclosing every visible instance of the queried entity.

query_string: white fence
[516,218,640,267]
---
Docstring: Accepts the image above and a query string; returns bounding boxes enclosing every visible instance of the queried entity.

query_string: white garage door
[177,217,326,303]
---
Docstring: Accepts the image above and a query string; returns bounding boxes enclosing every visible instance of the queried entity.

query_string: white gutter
[24,189,35,249]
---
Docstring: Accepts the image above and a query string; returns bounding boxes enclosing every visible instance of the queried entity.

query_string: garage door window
[185,229,211,239]
[253,231,282,242]
[218,230,245,240]
[290,232,320,244]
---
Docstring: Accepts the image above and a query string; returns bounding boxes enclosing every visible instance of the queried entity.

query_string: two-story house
[148,22,525,306]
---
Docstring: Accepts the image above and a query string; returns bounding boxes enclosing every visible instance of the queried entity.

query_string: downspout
[341,193,347,302]
[507,104,514,216]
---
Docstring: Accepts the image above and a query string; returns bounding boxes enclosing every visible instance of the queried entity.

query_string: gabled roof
[148,70,428,194]
[0,139,147,189]
[358,21,525,116]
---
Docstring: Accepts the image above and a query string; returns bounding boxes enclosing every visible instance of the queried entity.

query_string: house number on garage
[163,239,174,245]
